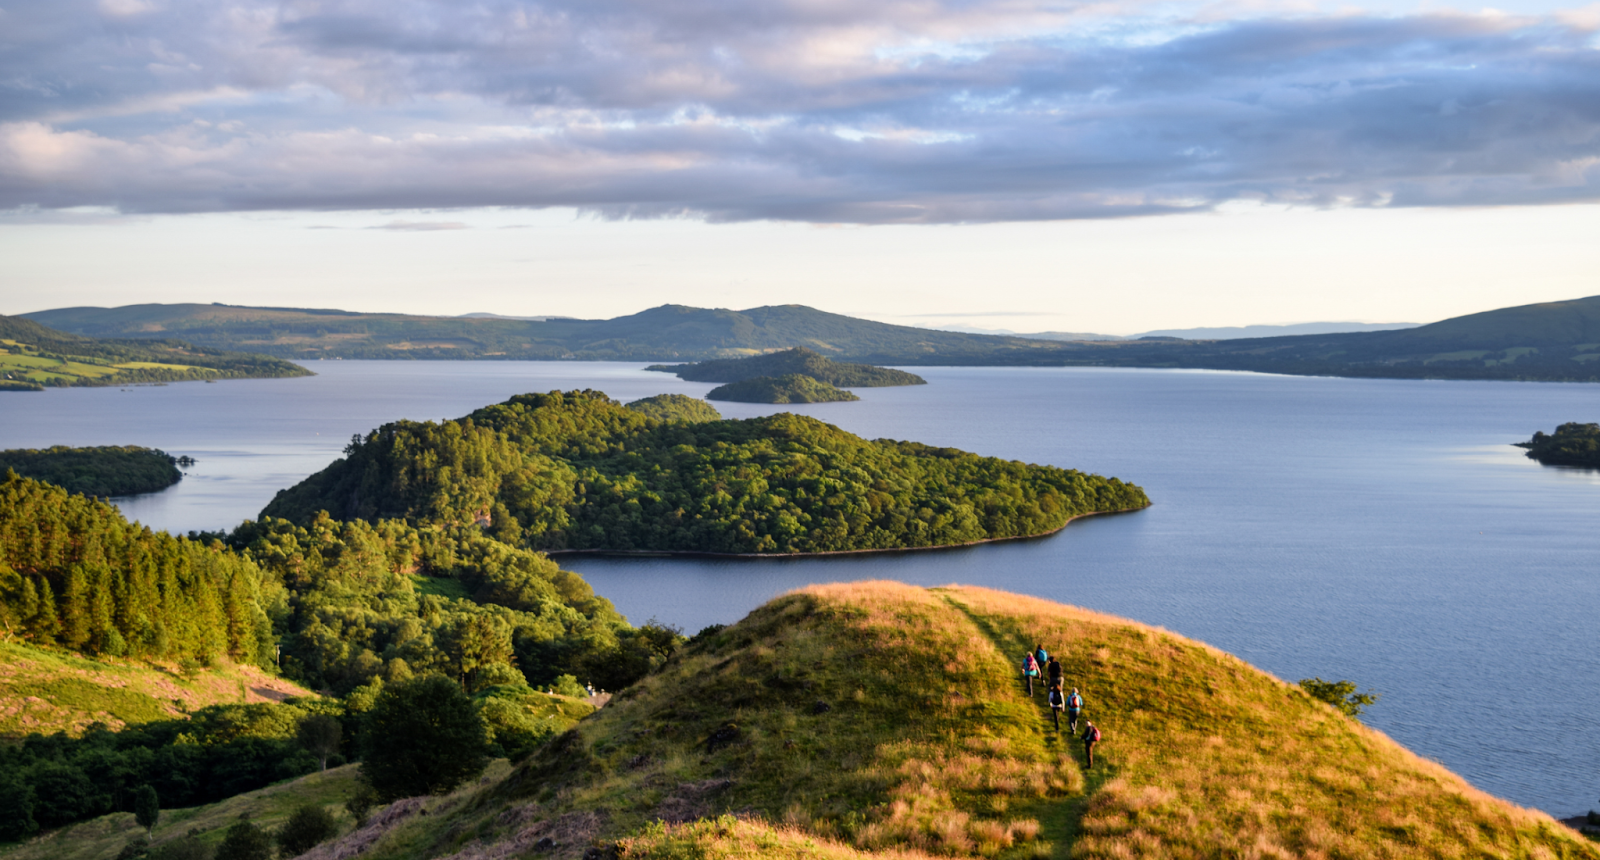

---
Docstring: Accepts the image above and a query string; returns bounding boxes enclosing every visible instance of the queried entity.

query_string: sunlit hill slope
[302,582,1593,860]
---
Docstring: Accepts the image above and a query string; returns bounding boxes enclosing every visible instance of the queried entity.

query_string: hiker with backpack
[1065,687,1084,732]
[1046,655,1063,690]
[1033,644,1049,676]
[1047,684,1066,730]
[1021,652,1040,695]
[1081,721,1101,767]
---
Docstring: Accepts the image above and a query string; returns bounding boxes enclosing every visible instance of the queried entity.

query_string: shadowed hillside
[25,296,1600,380]
[280,582,1595,860]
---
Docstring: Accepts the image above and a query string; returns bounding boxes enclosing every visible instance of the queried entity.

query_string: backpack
[1049,690,1064,707]
[1022,654,1036,672]
[1067,694,1082,709]
[1087,727,1101,743]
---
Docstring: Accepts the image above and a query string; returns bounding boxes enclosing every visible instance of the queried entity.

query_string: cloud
[367,220,472,230]
[0,0,1597,222]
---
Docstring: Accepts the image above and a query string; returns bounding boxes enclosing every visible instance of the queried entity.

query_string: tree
[276,803,339,857]
[133,784,159,834]
[1298,677,1381,719]
[359,675,488,800]
[0,771,37,841]
[214,820,272,860]
[296,714,343,772]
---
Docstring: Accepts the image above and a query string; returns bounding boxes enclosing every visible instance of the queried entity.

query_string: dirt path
[941,592,1117,860]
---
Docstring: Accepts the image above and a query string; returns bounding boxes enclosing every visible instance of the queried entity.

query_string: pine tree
[133,784,159,834]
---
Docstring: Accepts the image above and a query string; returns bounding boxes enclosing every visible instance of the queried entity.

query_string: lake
[3,361,1597,816]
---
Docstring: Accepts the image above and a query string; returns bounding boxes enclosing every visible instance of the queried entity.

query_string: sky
[2,0,1597,333]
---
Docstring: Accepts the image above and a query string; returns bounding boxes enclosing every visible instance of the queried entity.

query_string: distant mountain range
[22,295,1600,382]
[928,322,1420,341]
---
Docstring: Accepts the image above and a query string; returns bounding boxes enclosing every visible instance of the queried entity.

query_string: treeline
[649,347,927,387]
[0,679,599,840]
[707,374,860,403]
[0,475,271,664]
[0,447,186,497]
[0,472,667,694]
[1516,422,1600,466]
[261,390,1150,554]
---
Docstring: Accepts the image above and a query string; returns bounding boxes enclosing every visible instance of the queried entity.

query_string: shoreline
[542,504,1149,560]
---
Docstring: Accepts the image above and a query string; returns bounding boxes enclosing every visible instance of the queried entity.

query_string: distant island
[624,393,721,422]
[24,294,1600,382]
[1515,422,1600,467]
[262,390,1150,554]
[0,314,310,391]
[707,374,860,404]
[0,445,190,497]
[649,347,926,387]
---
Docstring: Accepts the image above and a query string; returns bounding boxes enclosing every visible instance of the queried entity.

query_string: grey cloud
[367,220,472,230]
[0,0,1597,222]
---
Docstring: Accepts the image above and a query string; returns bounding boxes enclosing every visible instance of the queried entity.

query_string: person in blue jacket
[1021,652,1040,695]
[1065,687,1084,732]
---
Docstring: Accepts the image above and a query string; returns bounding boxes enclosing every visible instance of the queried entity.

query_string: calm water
[3,362,1597,816]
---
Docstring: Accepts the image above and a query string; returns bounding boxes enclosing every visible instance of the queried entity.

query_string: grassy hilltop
[274,582,1592,860]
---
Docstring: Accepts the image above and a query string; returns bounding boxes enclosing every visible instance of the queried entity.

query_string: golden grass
[72,580,1586,860]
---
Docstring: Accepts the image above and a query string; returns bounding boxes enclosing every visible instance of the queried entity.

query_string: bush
[547,673,587,698]
[345,784,378,828]
[214,821,271,860]
[359,675,488,800]
[149,834,211,860]
[276,803,340,857]
[1298,677,1380,719]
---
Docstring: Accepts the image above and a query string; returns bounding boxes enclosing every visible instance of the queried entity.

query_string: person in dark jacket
[1047,684,1065,730]
[1081,721,1101,767]
[1065,687,1084,733]
[1046,656,1063,690]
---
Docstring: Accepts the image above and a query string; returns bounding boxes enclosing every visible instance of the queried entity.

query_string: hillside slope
[0,314,310,391]
[299,582,1595,860]
[0,640,311,738]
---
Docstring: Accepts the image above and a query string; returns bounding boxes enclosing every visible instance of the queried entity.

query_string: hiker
[1021,652,1040,695]
[1046,655,1063,690]
[1081,721,1101,767]
[1047,684,1065,730]
[1066,687,1084,732]
[1034,643,1049,674]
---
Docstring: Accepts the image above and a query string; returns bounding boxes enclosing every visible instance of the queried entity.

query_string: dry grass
[132,581,1595,860]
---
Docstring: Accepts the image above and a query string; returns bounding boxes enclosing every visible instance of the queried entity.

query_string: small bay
[2,360,1596,816]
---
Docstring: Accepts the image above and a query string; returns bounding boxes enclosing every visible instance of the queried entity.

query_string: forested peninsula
[649,347,926,387]
[260,390,1149,554]
[0,446,189,497]
[1516,422,1600,467]
[707,374,860,403]
[0,315,309,391]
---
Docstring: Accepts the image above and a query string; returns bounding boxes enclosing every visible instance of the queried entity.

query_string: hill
[706,374,861,403]
[270,582,1596,860]
[0,640,311,739]
[624,394,722,423]
[25,296,1600,381]
[649,347,927,387]
[0,315,310,391]
[0,446,186,497]
[259,390,1149,553]
[21,303,1071,364]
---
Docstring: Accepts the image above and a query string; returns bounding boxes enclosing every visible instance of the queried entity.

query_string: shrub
[214,820,271,860]
[1298,677,1380,719]
[276,803,340,857]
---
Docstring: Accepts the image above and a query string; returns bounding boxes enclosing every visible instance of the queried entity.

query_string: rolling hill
[0,314,310,391]
[649,347,928,387]
[22,295,1600,380]
[228,582,1596,860]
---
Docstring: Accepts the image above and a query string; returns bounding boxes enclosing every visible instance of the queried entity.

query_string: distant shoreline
[542,504,1150,560]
